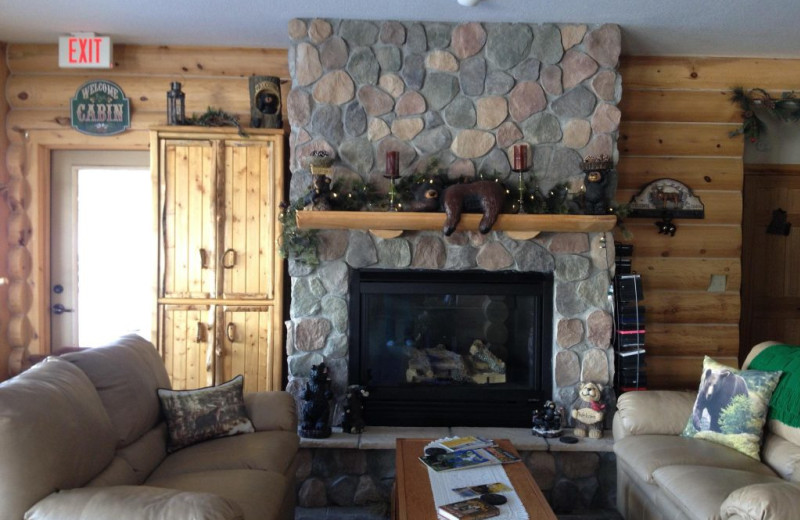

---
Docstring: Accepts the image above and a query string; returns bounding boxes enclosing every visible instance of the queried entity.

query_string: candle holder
[511,143,531,214]
[384,151,400,211]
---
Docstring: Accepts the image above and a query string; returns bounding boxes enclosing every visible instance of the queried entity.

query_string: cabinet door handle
[226,322,236,342]
[196,321,206,343]
[222,248,237,269]
[199,248,208,269]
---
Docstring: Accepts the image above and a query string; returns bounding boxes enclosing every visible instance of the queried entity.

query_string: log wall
[617,56,800,389]
[1,43,9,379]
[2,44,289,379]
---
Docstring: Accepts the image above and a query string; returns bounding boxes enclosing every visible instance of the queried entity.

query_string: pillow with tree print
[157,375,254,452]
[682,356,782,460]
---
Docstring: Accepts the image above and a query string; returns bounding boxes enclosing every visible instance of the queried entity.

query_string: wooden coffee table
[393,438,557,520]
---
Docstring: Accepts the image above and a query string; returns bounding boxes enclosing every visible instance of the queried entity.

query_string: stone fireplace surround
[285,18,621,427]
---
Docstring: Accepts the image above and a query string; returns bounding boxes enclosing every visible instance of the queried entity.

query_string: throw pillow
[157,375,255,452]
[682,356,782,460]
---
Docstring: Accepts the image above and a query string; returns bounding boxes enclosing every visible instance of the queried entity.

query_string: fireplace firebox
[348,269,553,427]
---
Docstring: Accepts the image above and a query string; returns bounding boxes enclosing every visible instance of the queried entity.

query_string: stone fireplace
[284,18,621,427]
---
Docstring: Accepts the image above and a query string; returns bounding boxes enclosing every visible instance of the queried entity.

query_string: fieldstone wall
[285,19,622,425]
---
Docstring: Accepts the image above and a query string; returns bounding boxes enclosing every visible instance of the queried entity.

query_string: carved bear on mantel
[441,180,506,236]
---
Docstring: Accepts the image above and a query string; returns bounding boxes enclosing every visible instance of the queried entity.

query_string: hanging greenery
[278,199,320,266]
[730,87,800,143]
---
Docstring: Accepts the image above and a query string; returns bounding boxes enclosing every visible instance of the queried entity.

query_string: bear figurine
[571,382,606,439]
[441,180,506,236]
[299,362,334,438]
[341,385,369,434]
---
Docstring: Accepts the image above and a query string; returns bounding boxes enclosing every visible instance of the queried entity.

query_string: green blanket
[749,344,800,428]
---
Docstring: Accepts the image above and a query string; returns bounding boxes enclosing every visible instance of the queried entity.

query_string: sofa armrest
[612,390,696,440]
[25,485,243,520]
[244,390,298,432]
[721,482,800,520]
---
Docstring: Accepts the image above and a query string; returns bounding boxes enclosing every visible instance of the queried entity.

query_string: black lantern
[166,82,185,125]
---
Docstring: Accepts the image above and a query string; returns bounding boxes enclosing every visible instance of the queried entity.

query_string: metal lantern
[166,81,185,125]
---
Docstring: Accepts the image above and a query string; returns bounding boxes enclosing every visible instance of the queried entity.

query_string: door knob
[51,303,74,315]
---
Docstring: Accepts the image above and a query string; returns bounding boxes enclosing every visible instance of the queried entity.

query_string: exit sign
[59,33,113,69]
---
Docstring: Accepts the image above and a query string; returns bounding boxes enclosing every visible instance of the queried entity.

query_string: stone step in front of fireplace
[299,425,614,451]
[295,426,617,518]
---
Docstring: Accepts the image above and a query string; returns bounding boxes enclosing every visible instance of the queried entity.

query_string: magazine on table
[430,436,495,452]
[420,448,502,472]
[437,496,500,520]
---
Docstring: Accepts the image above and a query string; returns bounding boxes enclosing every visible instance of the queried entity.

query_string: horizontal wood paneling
[620,56,800,91]
[618,122,742,156]
[646,355,737,390]
[643,324,739,357]
[7,44,290,78]
[632,257,741,291]
[617,156,743,191]
[619,90,740,123]
[0,42,9,380]
[613,223,741,257]
[645,290,741,324]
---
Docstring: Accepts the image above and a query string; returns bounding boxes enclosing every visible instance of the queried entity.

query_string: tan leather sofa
[0,335,299,520]
[613,341,800,520]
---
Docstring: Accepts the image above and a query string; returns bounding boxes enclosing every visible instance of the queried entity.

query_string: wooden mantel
[295,210,617,234]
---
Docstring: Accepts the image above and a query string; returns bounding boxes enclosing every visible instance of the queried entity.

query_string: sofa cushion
[147,430,299,481]
[653,466,785,520]
[25,485,244,520]
[614,434,777,484]
[721,481,800,520]
[0,358,117,520]
[86,457,139,487]
[114,423,168,483]
[761,431,800,483]
[682,356,782,460]
[146,469,288,520]
[158,375,255,452]
[63,334,171,448]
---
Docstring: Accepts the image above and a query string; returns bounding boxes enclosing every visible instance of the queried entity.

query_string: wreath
[730,87,800,143]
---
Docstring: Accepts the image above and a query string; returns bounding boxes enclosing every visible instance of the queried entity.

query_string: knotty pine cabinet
[151,127,285,393]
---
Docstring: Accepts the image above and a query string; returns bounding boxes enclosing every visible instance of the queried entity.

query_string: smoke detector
[457,0,481,6]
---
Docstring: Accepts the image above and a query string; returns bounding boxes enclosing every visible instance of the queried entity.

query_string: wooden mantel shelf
[295,210,617,234]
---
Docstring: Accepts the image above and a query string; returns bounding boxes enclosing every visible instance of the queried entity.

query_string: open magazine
[420,437,520,472]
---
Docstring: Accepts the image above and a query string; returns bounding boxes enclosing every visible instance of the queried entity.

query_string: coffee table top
[394,438,557,520]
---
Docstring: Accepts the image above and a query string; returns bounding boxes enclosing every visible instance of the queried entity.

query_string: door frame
[7,129,152,362]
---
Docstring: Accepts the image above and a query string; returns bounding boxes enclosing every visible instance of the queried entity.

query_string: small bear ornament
[341,385,369,434]
[571,382,606,439]
[299,362,333,438]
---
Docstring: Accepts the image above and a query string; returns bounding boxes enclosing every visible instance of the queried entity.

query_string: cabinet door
[216,305,276,393]
[160,139,219,299]
[159,304,215,390]
[220,139,277,300]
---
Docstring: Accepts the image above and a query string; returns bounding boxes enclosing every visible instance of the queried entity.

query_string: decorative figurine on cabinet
[341,385,369,434]
[249,76,282,129]
[580,154,614,215]
[299,362,333,438]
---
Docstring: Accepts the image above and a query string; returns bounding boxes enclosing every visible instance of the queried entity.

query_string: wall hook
[655,217,676,236]
[766,208,792,236]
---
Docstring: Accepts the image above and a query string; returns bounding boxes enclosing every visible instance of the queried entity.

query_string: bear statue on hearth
[441,180,506,236]
[341,385,369,434]
[299,362,334,438]
[572,381,606,439]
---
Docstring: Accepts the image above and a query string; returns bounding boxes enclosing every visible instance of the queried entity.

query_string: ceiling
[0,0,798,58]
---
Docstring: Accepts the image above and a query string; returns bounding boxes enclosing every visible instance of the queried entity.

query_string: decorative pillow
[682,356,782,460]
[157,375,255,452]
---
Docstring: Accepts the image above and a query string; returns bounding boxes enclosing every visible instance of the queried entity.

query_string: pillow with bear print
[682,356,782,460]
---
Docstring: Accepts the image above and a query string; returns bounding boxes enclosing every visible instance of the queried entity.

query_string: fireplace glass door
[349,269,553,427]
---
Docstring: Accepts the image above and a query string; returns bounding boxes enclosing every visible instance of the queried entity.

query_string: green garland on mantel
[730,87,800,143]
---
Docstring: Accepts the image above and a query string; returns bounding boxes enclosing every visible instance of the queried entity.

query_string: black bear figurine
[299,362,333,438]
[341,385,369,434]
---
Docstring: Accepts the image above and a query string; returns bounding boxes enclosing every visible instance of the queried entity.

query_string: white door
[50,150,153,350]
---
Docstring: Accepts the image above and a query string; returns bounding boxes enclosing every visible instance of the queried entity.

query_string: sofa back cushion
[63,334,172,448]
[0,357,117,520]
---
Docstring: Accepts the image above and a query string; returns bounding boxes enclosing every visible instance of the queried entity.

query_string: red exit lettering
[68,37,103,64]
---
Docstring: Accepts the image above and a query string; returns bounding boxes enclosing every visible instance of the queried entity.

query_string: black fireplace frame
[348,269,553,427]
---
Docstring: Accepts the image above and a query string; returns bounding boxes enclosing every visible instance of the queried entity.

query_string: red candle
[513,144,527,171]
[385,151,399,179]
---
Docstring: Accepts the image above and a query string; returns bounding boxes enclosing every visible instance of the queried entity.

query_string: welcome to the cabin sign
[70,79,131,136]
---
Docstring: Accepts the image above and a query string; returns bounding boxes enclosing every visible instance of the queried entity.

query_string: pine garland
[730,87,800,143]
[185,107,249,137]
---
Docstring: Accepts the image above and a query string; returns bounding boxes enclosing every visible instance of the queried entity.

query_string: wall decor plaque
[70,79,131,135]
[628,178,705,219]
